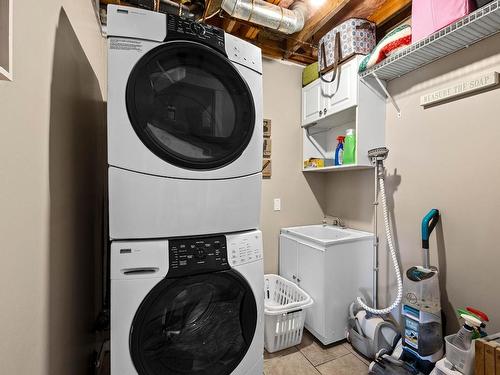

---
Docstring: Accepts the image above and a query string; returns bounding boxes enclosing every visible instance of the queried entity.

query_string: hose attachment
[357,175,403,315]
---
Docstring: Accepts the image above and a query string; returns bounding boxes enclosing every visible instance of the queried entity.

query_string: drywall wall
[261,59,325,274]
[0,1,106,374]
[325,33,500,333]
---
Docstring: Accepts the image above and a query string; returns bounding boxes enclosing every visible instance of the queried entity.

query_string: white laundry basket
[264,274,313,353]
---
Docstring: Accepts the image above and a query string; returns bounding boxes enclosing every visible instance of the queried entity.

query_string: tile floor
[264,330,370,375]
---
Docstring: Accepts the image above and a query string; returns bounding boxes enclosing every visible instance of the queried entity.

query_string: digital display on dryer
[167,235,229,278]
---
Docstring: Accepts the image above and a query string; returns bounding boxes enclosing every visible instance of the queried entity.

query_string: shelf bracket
[361,73,401,118]
[373,73,401,118]
[303,126,327,159]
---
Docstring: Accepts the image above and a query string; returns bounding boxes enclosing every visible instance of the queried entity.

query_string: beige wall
[261,59,325,274]
[0,1,106,374]
[326,33,500,333]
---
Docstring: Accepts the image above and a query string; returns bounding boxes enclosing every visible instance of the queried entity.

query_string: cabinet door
[301,80,322,126]
[323,57,358,116]
[297,244,325,337]
[279,235,298,283]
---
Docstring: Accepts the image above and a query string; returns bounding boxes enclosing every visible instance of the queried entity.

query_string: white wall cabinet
[301,79,324,125]
[302,55,385,172]
[279,233,373,345]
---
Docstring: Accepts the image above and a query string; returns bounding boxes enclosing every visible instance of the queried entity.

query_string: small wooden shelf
[360,0,500,82]
[303,164,373,173]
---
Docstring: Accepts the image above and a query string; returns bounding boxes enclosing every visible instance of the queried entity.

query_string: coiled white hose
[357,175,403,315]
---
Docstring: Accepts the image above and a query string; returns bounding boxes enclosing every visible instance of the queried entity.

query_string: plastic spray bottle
[452,314,482,350]
[334,136,345,166]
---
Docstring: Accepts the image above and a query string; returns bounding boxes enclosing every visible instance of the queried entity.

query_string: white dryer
[107,5,263,239]
[111,230,264,375]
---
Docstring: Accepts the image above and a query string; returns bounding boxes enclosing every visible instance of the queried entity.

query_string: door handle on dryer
[122,267,159,276]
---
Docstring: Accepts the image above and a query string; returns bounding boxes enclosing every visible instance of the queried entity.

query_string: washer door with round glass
[130,270,257,375]
[126,41,256,171]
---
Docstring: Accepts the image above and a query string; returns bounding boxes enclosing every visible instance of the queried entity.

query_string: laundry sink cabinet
[279,225,374,345]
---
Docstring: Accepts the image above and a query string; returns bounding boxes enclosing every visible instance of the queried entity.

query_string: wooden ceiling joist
[223,18,240,34]
[368,0,411,25]
[284,0,353,58]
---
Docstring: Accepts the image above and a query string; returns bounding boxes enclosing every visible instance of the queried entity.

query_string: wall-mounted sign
[420,71,499,107]
[263,119,272,178]
[262,159,272,179]
[263,119,272,137]
[263,138,272,158]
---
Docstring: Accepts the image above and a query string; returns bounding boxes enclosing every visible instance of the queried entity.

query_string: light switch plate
[273,198,281,211]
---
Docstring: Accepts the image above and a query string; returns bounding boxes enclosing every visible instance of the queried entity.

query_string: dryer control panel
[165,13,225,55]
[227,230,263,267]
[167,235,229,278]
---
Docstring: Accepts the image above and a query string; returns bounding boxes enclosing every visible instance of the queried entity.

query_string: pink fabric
[412,0,476,42]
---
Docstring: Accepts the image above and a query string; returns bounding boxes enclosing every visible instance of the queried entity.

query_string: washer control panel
[167,235,229,278]
[227,231,263,267]
[165,13,225,54]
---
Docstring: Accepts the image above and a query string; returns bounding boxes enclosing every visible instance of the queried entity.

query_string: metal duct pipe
[221,0,309,34]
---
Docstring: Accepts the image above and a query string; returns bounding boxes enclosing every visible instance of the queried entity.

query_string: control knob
[196,247,206,259]
[190,22,206,36]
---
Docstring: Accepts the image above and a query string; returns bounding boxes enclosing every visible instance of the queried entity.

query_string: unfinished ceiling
[99,0,412,64]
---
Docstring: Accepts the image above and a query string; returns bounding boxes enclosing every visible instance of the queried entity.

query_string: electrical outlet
[273,198,281,211]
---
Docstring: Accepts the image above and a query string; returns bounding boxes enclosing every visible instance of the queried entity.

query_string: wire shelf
[360,1,500,81]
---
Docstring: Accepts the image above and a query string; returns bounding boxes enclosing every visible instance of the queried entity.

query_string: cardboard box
[303,158,333,169]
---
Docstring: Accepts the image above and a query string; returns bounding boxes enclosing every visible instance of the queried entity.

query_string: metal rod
[424,250,430,269]
[372,160,379,309]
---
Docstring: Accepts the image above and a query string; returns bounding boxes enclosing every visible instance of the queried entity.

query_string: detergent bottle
[343,129,356,164]
[334,136,345,165]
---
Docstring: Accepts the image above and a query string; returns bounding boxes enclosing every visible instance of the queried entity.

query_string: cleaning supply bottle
[452,314,482,350]
[343,129,356,165]
[457,307,490,338]
[334,136,345,166]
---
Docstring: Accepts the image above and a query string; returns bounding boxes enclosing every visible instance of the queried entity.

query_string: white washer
[107,5,263,239]
[111,230,264,375]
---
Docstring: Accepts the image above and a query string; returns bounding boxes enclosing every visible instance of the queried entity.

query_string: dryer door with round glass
[126,41,255,170]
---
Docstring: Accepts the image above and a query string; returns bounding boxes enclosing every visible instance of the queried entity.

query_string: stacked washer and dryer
[106,5,264,375]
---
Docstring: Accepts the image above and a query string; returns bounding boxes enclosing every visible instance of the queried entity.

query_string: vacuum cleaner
[400,208,443,373]
[372,209,443,375]
[345,147,444,375]
[369,208,443,375]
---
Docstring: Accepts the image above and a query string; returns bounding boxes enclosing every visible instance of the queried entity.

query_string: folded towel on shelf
[359,25,412,72]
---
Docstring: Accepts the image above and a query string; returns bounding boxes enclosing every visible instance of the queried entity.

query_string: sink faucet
[322,216,328,226]
[331,216,346,228]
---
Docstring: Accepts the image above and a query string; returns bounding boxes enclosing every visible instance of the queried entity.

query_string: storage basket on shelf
[264,274,313,353]
[444,334,475,375]
[411,0,476,42]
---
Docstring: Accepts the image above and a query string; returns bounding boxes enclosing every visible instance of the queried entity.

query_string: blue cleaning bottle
[334,136,345,166]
